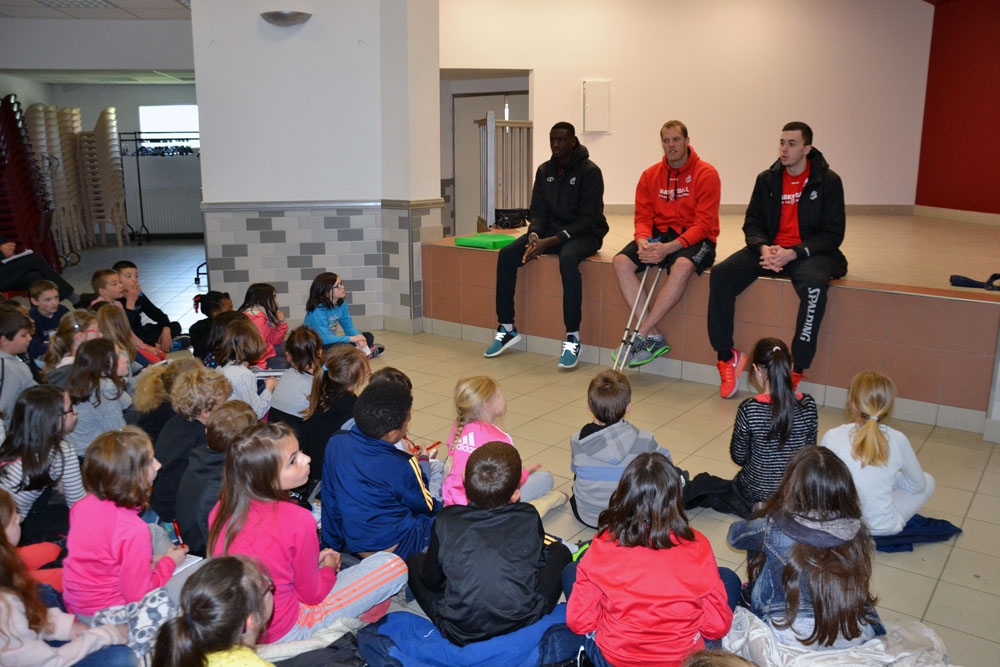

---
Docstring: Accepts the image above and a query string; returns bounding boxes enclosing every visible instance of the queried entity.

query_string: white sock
[501,323,514,332]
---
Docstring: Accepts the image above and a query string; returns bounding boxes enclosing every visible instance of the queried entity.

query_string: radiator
[138,188,204,235]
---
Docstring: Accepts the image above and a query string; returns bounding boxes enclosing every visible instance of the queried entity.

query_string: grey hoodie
[570,420,671,527]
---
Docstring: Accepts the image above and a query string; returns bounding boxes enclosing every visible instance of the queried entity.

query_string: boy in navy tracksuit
[321,381,440,561]
[27,279,69,364]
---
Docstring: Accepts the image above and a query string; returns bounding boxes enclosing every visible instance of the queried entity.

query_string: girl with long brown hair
[728,446,884,649]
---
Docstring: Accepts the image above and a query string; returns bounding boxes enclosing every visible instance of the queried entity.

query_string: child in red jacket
[564,452,738,667]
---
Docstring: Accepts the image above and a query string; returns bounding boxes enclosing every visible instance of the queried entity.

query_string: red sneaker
[791,370,803,392]
[717,349,747,399]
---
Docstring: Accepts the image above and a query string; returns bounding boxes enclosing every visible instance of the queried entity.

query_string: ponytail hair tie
[772,346,781,353]
[868,415,879,422]
[322,364,328,372]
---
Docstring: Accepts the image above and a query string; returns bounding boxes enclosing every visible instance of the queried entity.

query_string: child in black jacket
[406,442,571,646]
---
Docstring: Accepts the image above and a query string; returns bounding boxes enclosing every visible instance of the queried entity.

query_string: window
[138,105,199,149]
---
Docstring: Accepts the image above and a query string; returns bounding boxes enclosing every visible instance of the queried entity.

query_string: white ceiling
[0,0,189,20]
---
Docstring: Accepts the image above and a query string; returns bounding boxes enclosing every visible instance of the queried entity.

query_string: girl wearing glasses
[303,272,383,358]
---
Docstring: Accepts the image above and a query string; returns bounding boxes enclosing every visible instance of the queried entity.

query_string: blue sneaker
[558,335,581,369]
[171,335,191,351]
[484,326,521,358]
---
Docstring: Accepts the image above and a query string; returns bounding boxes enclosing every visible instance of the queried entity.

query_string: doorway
[453,92,528,238]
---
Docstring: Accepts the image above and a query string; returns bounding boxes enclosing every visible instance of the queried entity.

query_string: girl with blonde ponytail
[821,371,935,535]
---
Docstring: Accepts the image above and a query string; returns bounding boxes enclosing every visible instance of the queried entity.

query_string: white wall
[440,0,934,206]
[192,0,384,203]
[0,73,54,107]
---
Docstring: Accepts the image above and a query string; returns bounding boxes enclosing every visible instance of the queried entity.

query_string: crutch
[612,264,663,371]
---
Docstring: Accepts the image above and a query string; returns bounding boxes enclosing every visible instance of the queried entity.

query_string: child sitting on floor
[321,381,440,560]
[189,291,232,360]
[150,367,231,524]
[821,371,935,536]
[26,280,68,366]
[113,261,185,353]
[570,369,676,528]
[42,310,101,387]
[174,400,257,558]
[152,556,274,667]
[269,326,323,430]
[684,338,817,518]
[565,452,737,667]
[0,305,36,430]
[728,446,885,649]
[443,376,557,510]
[408,441,571,646]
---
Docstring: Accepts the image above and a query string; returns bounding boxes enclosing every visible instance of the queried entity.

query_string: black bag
[495,208,529,229]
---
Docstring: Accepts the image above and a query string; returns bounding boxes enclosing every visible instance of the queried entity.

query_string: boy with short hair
[150,367,232,523]
[174,399,257,557]
[87,269,125,310]
[321,381,441,560]
[27,279,69,363]
[570,369,676,528]
[113,260,186,353]
[0,304,37,428]
[407,442,571,646]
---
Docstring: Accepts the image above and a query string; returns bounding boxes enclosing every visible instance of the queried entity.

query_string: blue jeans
[45,642,136,667]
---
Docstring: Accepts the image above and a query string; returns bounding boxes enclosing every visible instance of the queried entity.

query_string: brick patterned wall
[203,201,442,333]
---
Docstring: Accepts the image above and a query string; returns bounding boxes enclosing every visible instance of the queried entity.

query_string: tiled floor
[55,239,999,667]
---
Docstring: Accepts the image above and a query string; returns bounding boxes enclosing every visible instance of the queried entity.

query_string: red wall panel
[915,0,1000,214]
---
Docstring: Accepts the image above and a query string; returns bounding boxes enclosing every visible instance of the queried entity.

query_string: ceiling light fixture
[260,11,312,27]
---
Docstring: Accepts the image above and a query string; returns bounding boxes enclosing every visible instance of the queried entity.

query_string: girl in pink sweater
[63,427,188,617]
[238,283,289,370]
[208,423,407,643]
[1,489,131,667]
[443,376,555,507]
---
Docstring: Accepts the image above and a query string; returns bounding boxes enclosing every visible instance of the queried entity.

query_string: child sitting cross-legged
[408,441,571,646]
[570,369,678,529]
[174,400,257,558]
[26,279,69,366]
[150,367,232,525]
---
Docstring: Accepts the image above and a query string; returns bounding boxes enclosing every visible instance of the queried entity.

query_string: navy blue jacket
[321,425,440,559]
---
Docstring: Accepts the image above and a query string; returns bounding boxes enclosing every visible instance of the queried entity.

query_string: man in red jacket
[612,121,720,367]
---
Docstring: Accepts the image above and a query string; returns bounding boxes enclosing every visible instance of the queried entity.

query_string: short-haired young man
[321,381,441,561]
[407,442,571,646]
[612,121,720,367]
[708,122,847,397]
[0,304,36,428]
[486,121,608,369]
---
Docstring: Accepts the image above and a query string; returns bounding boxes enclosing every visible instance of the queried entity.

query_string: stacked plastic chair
[24,104,85,261]
[76,108,127,247]
[57,107,89,250]
[0,94,61,273]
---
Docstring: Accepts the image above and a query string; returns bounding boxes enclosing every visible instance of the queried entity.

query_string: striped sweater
[730,394,818,502]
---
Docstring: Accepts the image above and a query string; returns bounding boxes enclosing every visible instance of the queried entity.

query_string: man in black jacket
[707,122,848,398]
[485,121,608,369]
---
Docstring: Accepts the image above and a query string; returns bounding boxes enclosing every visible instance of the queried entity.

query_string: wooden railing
[476,112,532,229]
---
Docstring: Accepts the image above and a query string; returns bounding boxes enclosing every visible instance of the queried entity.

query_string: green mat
[454,233,518,249]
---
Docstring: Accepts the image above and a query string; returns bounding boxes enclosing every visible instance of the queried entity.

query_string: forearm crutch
[612,265,663,371]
